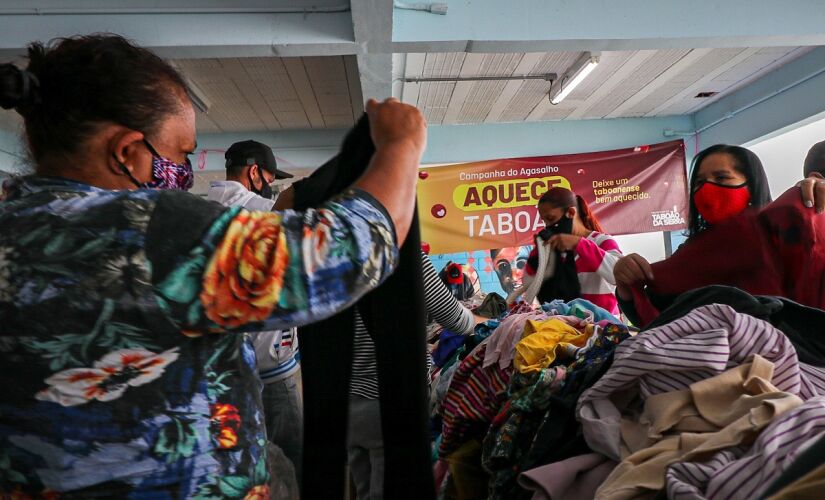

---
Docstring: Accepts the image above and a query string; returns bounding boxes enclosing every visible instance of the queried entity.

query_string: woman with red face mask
[686,145,773,235]
[613,145,773,322]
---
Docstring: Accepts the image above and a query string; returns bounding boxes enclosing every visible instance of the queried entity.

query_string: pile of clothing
[429,297,628,499]
[428,286,825,500]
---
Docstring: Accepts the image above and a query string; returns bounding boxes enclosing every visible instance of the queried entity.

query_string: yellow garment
[513,319,594,374]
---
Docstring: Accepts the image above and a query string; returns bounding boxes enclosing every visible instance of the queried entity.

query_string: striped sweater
[350,252,475,399]
[525,231,622,315]
[437,339,512,458]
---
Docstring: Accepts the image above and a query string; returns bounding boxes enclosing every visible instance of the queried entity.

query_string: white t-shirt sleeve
[240,194,276,212]
[207,181,276,212]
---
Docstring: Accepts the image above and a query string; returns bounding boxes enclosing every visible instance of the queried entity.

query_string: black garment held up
[292,115,436,499]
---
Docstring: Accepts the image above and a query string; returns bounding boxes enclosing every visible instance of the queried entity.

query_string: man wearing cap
[207,140,303,481]
[208,139,294,211]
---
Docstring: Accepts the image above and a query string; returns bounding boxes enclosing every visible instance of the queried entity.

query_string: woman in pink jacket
[517,187,623,315]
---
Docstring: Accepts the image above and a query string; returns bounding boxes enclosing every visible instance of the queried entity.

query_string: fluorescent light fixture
[186,78,211,114]
[166,61,211,113]
[549,52,600,105]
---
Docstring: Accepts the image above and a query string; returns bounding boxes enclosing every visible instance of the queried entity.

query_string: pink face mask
[116,139,194,191]
[140,139,194,191]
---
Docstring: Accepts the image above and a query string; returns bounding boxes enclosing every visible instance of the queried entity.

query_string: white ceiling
[176,56,361,133]
[400,47,812,125]
[0,55,362,134]
[0,46,813,135]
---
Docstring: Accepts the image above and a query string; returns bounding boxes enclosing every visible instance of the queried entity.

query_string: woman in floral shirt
[0,35,426,498]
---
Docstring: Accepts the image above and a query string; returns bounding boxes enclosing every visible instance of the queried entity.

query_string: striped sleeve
[421,252,475,335]
[350,310,380,399]
[349,254,473,400]
[575,232,622,285]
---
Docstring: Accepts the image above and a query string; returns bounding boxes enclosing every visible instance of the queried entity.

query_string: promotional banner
[418,140,688,254]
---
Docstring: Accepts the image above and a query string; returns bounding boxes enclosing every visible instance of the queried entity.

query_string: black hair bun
[0,64,40,111]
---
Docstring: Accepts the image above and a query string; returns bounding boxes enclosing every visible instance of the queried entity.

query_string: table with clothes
[426,289,825,500]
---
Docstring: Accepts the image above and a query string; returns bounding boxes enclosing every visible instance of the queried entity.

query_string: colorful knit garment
[438,341,512,458]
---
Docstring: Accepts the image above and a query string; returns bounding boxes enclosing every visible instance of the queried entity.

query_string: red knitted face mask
[693,181,751,225]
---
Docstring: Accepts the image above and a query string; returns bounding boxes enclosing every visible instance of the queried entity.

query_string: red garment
[631,188,825,326]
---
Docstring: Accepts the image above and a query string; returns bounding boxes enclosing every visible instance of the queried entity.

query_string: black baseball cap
[224,140,293,179]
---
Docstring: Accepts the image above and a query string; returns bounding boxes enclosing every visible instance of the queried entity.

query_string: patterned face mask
[116,139,194,191]
[141,139,194,191]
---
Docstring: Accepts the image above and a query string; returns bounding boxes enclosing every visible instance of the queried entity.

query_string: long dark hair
[686,144,772,237]
[804,140,825,177]
[538,187,605,233]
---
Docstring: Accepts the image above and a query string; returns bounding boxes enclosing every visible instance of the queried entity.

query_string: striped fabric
[252,328,300,384]
[579,304,825,461]
[350,251,475,399]
[666,397,825,500]
[258,355,299,384]
[574,232,622,315]
[437,340,512,458]
[524,231,621,314]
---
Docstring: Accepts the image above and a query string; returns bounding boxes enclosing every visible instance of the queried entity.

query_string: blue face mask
[115,139,194,191]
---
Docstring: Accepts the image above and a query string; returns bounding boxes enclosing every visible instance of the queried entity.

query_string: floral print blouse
[0,176,398,498]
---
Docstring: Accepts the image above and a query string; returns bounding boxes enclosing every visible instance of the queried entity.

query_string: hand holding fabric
[365,97,427,152]
[799,172,825,213]
[613,253,654,301]
[354,98,428,246]
[546,234,581,252]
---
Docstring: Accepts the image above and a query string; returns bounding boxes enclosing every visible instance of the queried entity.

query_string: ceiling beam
[0,12,358,60]
[350,0,394,105]
[393,0,825,53]
[0,0,352,15]
[344,56,365,122]
[695,46,825,147]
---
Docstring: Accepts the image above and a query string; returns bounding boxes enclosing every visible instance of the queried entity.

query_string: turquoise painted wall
[422,116,695,164]
[0,128,26,173]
